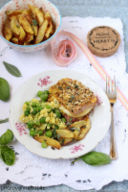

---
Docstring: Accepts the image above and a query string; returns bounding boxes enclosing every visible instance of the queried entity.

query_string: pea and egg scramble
[20,78,97,149]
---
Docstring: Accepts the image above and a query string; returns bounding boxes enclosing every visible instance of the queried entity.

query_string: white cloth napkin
[0,17,128,190]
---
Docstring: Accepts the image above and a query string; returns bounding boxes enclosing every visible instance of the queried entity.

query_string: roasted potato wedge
[45,21,54,39]
[77,127,90,140]
[56,129,74,138]
[28,4,44,26]
[19,15,34,34]
[70,120,87,129]
[10,16,20,36]
[44,12,51,20]
[62,138,73,146]
[32,24,38,36]
[22,9,31,16]
[73,129,80,140]
[11,37,19,44]
[3,19,12,41]
[19,25,26,41]
[34,135,61,149]
[6,9,24,17]
[76,118,91,140]
[24,34,34,44]
[35,19,48,44]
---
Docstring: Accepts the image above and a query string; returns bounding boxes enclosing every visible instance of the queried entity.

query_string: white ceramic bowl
[0,0,61,52]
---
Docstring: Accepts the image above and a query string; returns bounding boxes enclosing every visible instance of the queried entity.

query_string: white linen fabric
[0,17,128,190]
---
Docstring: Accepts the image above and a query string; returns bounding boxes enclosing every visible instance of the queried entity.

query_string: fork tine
[111,78,114,93]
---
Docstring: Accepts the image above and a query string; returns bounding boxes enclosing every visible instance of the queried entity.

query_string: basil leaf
[0,118,9,124]
[0,145,15,166]
[0,77,10,101]
[3,61,22,77]
[81,151,111,166]
[0,129,14,145]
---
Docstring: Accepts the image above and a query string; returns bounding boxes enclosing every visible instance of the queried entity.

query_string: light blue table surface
[0,0,128,191]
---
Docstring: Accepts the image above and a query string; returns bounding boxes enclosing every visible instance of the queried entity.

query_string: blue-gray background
[0,0,128,191]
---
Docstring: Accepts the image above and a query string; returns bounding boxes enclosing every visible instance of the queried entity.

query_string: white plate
[9,70,111,159]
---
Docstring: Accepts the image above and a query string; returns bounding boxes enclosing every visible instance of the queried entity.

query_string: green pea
[53,109,62,118]
[45,105,51,109]
[40,117,46,124]
[45,130,52,137]
[36,130,43,136]
[37,106,43,112]
[31,102,37,107]
[25,101,29,105]
[41,141,48,148]
[35,120,40,126]
[24,107,31,116]
[37,90,43,97]
[62,118,66,123]
[43,90,49,94]
[27,121,34,129]
[55,111,61,118]
[41,93,48,102]
[24,110,30,116]
[30,129,36,137]
[26,107,30,111]
[54,125,59,129]
[31,108,38,115]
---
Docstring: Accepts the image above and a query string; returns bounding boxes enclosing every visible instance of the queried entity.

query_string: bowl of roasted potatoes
[0,0,61,52]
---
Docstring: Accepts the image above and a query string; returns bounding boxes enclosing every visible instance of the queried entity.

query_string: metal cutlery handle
[110,105,117,159]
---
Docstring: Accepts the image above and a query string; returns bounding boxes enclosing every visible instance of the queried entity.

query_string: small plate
[9,70,111,159]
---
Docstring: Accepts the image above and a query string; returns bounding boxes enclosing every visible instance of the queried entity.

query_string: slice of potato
[11,37,19,44]
[63,138,73,146]
[28,4,44,26]
[6,9,23,17]
[10,16,20,36]
[22,9,30,16]
[32,24,38,36]
[34,135,61,149]
[44,12,51,20]
[45,21,53,39]
[76,118,91,140]
[24,33,34,44]
[70,120,87,129]
[28,4,36,17]
[56,129,74,138]
[76,127,89,141]
[36,8,44,26]
[35,19,48,44]
[73,129,80,140]
[3,19,12,41]
[19,25,26,41]
[18,15,34,34]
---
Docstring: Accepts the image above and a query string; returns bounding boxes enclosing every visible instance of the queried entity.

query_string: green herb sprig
[0,77,10,101]
[0,118,9,124]
[72,151,111,166]
[0,129,15,166]
[3,61,22,77]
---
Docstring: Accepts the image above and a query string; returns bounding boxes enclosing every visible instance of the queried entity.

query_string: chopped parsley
[32,19,38,26]
[69,95,75,102]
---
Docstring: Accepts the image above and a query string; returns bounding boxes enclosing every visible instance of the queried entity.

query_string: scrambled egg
[20,99,66,130]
